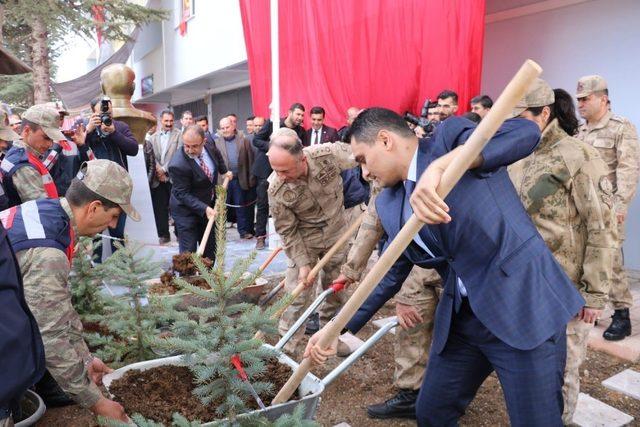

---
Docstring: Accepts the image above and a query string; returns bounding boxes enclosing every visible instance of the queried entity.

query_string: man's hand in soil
[304,324,338,366]
[91,396,128,422]
[396,302,423,330]
[298,265,312,287]
[87,357,113,386]
[578,307,602,324]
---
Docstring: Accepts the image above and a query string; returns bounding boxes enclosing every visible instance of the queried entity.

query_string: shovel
[272,59,544,405]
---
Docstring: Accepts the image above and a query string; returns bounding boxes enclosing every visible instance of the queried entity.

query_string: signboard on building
[141,75,153,96]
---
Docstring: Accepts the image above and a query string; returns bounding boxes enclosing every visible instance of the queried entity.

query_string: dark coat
[168,144,228,219]
[346,117,585,353]
[251,118,305,179]
[303,125,339,146]
[79,120,139,170]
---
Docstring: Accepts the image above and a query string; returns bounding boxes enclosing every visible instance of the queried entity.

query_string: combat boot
[367,389,419,419]
[603,308,632,341]
[304,312,320,335]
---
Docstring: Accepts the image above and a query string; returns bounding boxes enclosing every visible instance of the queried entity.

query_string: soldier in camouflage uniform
[338,180,441,420]
[1,159,140,423]
[508,79,617,424]
[267,127,357,356]
[574,75,640,341]
[0,104,68,206]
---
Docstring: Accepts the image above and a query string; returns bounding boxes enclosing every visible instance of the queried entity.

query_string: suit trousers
[151,182,172,239]
[174,213,217,260]
[254,177,269,238]
[417,299,566,427]
[226,177,255,236]
[93,212,126,262]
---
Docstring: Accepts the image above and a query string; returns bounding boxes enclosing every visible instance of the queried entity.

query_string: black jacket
[79,120,139,170]
[251,118,305,179]
[168,145,227,219]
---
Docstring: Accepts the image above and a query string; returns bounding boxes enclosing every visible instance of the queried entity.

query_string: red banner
[239,0,485,129]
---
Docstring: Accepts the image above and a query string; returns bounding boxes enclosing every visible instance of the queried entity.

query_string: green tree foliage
[84,240,163,366]
[69,237,106,319]
[100,403,317,427]
[153,189,293,421]
[0,0,167,104]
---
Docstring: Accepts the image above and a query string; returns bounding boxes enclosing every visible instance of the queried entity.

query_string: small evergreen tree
[100,403,317,427]
[69,237,106,319]
[153,189,294,422]
[84,240,164,366]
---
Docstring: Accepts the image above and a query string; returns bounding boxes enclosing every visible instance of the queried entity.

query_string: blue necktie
[402,180,415,224]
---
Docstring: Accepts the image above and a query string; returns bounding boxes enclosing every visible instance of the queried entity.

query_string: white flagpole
[270,0,280,132]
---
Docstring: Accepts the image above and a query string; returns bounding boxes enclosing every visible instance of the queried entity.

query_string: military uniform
[509,80,618,424]
[1,160,139,411]
[269,142,356,355]
[0,105,66,207]
[576,111,639,309]
[341,182,441,393]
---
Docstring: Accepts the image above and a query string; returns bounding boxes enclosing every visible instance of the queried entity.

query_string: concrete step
[572,393,634,427]
[372,316,398,335]
[602,369,640,400]
[338,332,365,353]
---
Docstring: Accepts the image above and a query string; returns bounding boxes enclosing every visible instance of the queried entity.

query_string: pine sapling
[69,237,107,319]
[85,240,163,366]
[153,189,293,422]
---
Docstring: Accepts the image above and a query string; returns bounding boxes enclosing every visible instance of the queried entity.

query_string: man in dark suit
[168,125,229,260]
[303,106,339,146]
[251,103,305,249]
[306,108,584,426]
[80,97,138,259]
[149,110,181,244]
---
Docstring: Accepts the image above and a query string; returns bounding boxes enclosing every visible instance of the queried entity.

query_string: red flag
[239,0,485,128]
[92,5,105,47]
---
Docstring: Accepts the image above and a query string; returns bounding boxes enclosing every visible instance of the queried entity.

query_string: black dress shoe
[603,308,632,341]
[305,312,320,335]
[34,370,75,407]
[367,389,418,419]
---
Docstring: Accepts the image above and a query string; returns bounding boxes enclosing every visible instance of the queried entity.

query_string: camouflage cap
[22,104,66,142]
[512,78,555,117]
[0,110,20,142]
[576,75,608,98]
[43,101,69,116]
[76,159,141,221]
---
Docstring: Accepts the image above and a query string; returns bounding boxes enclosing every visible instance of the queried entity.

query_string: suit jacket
[303,125,339,146]
[168,145,228,219]
[149,128,181,188]
[346,117,585,352]
[213,130,255,190]
[251,118,306,179]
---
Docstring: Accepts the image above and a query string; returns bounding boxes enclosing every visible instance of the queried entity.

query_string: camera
[100,96,112,127]
[404,98,439,138]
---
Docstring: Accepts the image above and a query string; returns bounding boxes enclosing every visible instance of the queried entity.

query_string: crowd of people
[0,73,638,426]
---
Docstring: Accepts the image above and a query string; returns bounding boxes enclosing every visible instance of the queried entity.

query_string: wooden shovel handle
[272,59,543,405]
[196,175,231,257]
[258,246,283,273]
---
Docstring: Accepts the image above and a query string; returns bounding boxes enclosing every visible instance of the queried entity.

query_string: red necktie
[198,153,213,182]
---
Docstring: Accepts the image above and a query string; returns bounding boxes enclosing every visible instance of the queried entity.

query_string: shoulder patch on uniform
[599,176,613,195]
[308,144,333,158]
[267,172,284,195]
[609,114,626,123]
[282,189,297,203]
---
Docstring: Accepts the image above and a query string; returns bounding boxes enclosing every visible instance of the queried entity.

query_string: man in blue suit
[306,108,585,426]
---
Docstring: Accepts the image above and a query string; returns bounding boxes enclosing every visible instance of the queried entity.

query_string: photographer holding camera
[79,96,138,258]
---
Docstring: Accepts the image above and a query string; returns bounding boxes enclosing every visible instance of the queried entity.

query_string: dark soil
[149,253,214,295]
[172,253,213,276]
[109,358,294,424]
[15,393,38,423]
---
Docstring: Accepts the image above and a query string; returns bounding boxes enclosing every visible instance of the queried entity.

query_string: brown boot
[255,236,266,250]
